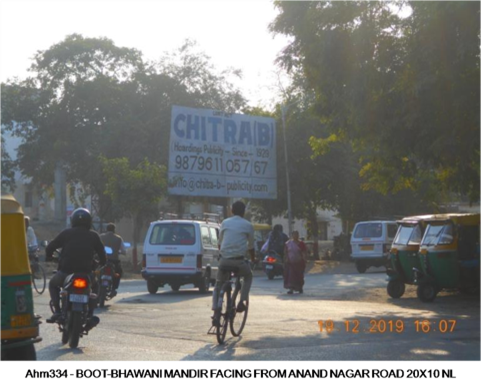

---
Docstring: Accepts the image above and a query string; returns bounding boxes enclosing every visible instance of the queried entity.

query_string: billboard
[168,105,277,199]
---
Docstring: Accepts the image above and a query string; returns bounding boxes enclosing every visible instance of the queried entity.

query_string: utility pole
[281,104,294,237]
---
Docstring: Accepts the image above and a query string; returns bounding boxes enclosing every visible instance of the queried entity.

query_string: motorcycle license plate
[102,280,110,286]
[69,294,88,303]
[265,265,274,270]
[101,275,112,280]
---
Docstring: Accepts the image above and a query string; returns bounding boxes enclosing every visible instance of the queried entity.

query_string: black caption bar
[24,367,458,379]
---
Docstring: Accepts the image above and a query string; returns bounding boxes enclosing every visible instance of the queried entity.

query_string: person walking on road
[284,230,307,294]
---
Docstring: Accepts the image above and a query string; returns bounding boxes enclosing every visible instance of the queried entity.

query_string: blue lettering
[257,122,270,146]
[201,117,207,141]
[224,119,237,144]
[239,121,253,145]
[186,114,199,140]
[208,117,222,142]
[174,114,186,138]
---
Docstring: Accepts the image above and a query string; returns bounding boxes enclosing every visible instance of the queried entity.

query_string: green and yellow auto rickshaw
[386,215,430,298]
[1,195,41,360]
[414,213,480,302]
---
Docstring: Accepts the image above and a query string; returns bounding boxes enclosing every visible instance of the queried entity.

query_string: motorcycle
[96,243,130,307]
[47,272,99,348]
[262,250,284,280]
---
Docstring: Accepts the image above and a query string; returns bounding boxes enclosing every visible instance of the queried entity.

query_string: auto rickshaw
[386,215,430,298]
[1,195,41,360]
[414,213,480,302]
[253,223,272,259]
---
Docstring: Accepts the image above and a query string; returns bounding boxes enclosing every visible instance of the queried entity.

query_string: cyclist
[100,223,126,296]
[212,201,255,324]
[25,216,38,254]
[46,208,106,322]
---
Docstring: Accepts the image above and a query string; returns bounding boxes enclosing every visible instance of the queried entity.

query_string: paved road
[34,269,480,361]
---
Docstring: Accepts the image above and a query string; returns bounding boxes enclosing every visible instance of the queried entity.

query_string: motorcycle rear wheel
[98,286,107,308]
[69,311,82,348]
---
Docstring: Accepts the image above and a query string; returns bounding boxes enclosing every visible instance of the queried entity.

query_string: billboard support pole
[281,104,293,237]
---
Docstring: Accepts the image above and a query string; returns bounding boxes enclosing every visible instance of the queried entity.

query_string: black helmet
[71,208,92,229]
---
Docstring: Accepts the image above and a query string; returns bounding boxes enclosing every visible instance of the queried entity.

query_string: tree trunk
[132,214,142,272]
[307,204,320,260]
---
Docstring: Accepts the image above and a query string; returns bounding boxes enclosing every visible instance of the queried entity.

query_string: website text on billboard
[168,106,277,199]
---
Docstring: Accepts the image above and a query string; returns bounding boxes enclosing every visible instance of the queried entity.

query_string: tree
[101,157,167,268]
[270,1,480,203]
[2,35,247,223]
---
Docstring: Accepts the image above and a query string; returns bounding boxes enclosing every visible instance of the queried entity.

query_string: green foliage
[270,1,480,203]
[1,34,246,221]
[101,157,167,263]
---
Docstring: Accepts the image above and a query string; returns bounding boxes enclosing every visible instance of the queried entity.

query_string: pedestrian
[284,230,307,294]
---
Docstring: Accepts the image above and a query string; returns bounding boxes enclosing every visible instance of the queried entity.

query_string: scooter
[262,251,284,280]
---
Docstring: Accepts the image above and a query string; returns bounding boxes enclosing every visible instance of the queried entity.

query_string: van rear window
[149,224,195,245]
[354,223,383,238]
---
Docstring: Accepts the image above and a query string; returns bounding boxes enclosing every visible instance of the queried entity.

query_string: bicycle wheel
[229,281,249,337]
[216,288,230,344]
[32,263,46,295]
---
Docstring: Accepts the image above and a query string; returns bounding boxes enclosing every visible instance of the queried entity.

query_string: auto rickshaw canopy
[418,213,480,226]
[1,195,31,276]
[253,223,272,232]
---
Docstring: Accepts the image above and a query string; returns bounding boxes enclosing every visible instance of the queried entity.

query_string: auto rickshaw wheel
[2,343,37,360]
[355,261,367,274]
[387,279,406,299]
[417,283,437,302]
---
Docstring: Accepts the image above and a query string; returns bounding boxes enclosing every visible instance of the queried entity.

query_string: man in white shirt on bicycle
[212,201,255,321]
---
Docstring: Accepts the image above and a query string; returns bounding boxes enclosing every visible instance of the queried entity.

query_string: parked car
[142,219,220,294]
[350,221,398,273]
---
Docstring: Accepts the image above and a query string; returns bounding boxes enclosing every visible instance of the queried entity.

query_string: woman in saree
[284,230,307,294]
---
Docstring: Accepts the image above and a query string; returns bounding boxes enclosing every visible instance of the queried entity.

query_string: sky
[0,0,291,109]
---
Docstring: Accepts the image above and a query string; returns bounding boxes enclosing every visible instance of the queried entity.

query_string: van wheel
[355,262,367,273]
[387,280,405,299]
[198,272,211,294]
[147,280,158,294]
[170,284,180,291]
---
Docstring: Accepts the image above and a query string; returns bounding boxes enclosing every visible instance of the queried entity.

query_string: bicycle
[30,260,46,295]
[208,264,250,344]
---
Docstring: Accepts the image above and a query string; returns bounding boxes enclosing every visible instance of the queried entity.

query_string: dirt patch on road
[306,260,359,275]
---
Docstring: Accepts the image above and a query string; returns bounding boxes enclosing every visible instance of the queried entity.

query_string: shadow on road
[118,289,212,305]
[182,312,480,361]
[37,343,85,360]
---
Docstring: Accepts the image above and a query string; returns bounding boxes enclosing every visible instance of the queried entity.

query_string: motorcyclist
[267,224,289,259]
[100,223,126,296]
[46,208,106,322]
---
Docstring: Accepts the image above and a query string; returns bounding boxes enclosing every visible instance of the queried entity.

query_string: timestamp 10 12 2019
[317,319,457,334]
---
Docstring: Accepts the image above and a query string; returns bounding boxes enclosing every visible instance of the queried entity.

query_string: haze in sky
[0,0,291,108]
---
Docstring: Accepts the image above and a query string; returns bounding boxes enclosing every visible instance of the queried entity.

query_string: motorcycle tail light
[104,266,112,275]
[266,256,276,263]
[73,278,88,289]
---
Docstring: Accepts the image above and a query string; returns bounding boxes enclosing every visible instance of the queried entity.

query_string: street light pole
[281,104,293,237]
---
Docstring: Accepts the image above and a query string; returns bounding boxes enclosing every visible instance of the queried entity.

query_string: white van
[350,221,398,273]
[141,219,220,294]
